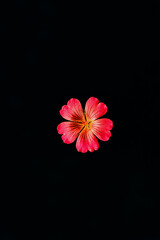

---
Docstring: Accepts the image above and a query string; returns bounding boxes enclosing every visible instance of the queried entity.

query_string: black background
[0,1,160,239]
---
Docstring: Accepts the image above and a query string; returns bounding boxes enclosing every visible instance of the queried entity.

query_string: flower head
[57,97,113,153]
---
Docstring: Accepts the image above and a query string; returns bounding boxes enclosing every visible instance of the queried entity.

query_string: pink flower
[57,97,113,153]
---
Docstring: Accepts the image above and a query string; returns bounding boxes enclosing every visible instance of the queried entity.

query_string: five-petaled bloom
[57,97,113,153]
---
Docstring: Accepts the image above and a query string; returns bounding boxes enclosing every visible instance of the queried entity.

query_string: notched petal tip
[59,105,68,118]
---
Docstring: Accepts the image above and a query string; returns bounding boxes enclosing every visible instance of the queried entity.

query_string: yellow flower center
[82,120,93,129]
[81,111,93,130]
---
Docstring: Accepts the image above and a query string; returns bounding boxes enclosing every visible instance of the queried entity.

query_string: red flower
[57,97,113,153]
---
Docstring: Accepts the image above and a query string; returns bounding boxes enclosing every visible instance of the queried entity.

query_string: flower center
[82,112,93,129]
[82,120,92,129]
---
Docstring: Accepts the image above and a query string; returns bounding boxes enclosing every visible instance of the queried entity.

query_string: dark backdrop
[0,1,160,239]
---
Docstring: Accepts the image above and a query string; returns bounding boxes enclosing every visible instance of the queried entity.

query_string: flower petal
[57,121,84,144]
[60,98,85,121]
[85,97,108,121]
[76,127,99,153]
[91,118,113,141]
